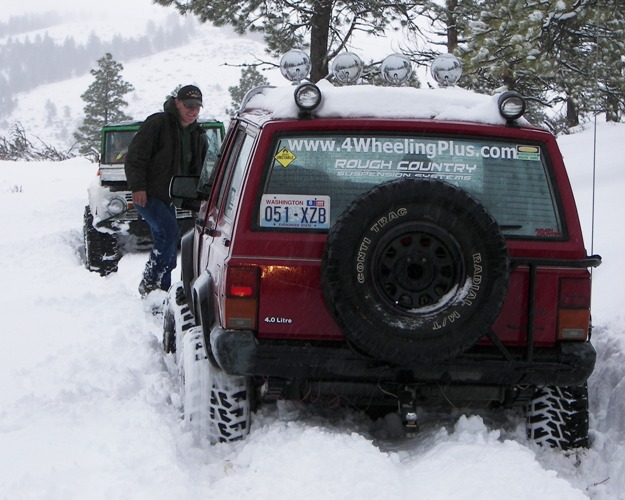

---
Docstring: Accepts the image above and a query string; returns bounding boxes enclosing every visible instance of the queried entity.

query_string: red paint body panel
[208,118,591,346]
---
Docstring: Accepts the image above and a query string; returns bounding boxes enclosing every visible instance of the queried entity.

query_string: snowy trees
[442,0,624,127]
[0,123,73,161]
[153,0,423,82]
[226,66,270,116]
[154,0,624,127]
[74,53,134,160]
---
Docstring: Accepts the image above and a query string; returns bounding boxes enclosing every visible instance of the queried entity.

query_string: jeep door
[201,126,256,325]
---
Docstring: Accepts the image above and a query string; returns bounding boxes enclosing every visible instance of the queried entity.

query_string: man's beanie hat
[177,85,203,106]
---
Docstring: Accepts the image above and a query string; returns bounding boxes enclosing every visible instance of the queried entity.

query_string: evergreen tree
[74,53,134,160]
[226,66,270,116]
[586,0,625,122]
[459,0,547,91]
[404,0,624,127]
[153,0,423,82]
[452,0,622,127]
[406,0,478,63]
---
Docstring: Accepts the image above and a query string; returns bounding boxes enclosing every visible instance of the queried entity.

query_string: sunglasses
[182,103,202,110]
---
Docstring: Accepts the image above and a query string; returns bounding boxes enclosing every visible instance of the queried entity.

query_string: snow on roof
[245,79,522,126]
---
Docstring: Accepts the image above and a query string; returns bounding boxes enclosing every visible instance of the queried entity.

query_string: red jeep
[164,52,600,448]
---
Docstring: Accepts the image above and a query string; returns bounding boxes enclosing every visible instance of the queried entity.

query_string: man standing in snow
[125,85,208,297]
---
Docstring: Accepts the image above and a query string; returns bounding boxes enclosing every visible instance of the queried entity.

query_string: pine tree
[153,0,423,82]
[74,53,134,160]
[226,66,270,116]
[453,0,623,127]
[588,0,625,122]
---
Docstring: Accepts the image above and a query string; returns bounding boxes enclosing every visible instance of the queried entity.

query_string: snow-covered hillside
[0,121,623,500]
[0,6,274,150]
[0,0,405,151]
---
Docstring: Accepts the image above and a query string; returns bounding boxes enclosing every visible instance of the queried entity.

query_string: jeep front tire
[83,206,120,276]
[182,327,251,443]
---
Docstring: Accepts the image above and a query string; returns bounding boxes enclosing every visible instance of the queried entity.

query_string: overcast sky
[1,0,173,22]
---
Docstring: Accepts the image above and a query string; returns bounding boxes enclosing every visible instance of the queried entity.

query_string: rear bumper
[210,327,595,388]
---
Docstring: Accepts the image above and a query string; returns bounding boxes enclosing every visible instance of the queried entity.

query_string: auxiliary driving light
[431,53,463,87]
[280,49,311,84]
[380,53,413,85]
[331,52,364,85]
[498,91,526,121]
[294,82,322,112]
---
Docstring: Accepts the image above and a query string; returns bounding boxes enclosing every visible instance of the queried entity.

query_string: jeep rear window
[260,134,562,238]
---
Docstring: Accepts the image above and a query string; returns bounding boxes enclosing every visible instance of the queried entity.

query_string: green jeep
[84,119,224,276]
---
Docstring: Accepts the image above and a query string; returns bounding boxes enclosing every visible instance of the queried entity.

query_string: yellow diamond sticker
[274,147,296,168]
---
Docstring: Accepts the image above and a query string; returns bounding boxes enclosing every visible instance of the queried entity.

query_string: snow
[1,1,625,498]
[248,80,515,125]
[0,121,623,500]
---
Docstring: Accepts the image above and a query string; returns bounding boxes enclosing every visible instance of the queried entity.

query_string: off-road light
[107,196,127,215]
[381,53,413,86]
[430,53,462,87]
[498,91,526,121]
[294,82,322,111]
[331,52,363,85]
[280,49,311,84]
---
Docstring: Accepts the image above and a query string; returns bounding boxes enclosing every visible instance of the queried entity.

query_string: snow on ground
[0,121,623,499]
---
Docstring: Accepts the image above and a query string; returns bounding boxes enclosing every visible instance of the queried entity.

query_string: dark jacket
[125,97,207,203]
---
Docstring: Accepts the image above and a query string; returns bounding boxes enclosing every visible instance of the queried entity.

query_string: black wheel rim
[371,222,464,312]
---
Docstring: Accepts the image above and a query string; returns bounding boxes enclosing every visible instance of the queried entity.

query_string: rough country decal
[336,170,473,181]
[334,159,478,181]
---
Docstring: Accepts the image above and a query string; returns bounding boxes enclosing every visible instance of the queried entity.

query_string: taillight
[558,277,591,341]
[225,266,259,330]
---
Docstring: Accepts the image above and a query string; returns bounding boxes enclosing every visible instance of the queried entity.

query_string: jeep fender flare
[192,269,216,351]
[322,178,509,365]
[180,229,195,312]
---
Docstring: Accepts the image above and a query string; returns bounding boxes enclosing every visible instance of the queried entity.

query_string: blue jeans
[135,196,179,290]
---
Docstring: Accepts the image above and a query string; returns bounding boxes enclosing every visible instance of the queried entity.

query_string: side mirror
[169,175,201,200]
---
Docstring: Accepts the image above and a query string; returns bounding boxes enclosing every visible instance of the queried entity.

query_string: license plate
[259,194,331,229]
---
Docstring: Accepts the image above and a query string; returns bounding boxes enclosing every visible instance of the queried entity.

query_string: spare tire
[322,178,509,365]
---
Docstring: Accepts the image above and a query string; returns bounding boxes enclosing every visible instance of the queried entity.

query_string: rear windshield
[259,133,562,238]
[104,130,136,164]
[103,125,223,167]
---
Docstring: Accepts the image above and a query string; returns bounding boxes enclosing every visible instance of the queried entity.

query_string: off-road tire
[162,281,195,357]
[181,327,251,444]
[322,178,509,365]
[526,384,589,450]
[83,206,120,276]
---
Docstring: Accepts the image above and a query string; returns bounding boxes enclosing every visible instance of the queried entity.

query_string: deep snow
[1,1,625,498]
[0,121,623,500]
